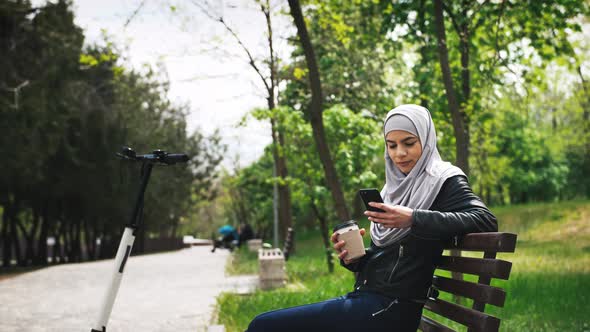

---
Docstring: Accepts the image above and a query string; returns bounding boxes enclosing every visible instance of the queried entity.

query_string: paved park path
[0,246,257,332]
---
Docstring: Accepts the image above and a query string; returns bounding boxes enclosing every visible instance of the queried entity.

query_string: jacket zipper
[372,299,399,316]
[387,245,404,283]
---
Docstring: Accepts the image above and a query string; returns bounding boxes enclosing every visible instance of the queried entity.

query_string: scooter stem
[91,227,136,332]
[90,162,153,332]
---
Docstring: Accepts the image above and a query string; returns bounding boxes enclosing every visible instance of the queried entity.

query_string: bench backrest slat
[431,276,506,307]
[437,256,513,280]
[425,298,501,332]
[443,232,517,252]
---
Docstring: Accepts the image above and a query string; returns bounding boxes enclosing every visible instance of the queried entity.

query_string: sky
[44,0,293,170]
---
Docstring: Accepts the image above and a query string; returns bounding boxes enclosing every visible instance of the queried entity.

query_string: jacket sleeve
[411,175,498,240]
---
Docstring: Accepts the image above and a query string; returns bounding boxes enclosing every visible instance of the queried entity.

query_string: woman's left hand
[364,202,414,228]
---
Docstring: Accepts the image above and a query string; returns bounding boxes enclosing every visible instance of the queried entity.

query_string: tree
[287,0,350,223]
[191,0,295,244]
[432,0,469,176]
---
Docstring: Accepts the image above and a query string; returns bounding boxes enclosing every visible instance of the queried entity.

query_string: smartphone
[359,188,385,213]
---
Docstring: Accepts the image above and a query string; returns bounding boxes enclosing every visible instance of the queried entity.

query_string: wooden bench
[419,232,518,332]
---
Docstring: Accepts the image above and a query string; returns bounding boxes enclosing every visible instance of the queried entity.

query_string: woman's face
[386,130,423,174]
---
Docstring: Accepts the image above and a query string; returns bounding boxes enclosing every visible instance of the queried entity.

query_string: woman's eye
[388,145,397,149]
[405,141,416,147]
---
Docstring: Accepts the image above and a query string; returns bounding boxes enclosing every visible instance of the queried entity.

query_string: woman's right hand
[331,228,366,264]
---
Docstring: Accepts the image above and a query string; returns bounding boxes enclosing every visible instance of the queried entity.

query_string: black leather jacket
[342,175,498,301]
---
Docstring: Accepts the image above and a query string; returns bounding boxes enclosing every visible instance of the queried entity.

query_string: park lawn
[216,200,590,332]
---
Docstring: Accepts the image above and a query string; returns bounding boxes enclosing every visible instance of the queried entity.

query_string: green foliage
[470,97,570,204]
[281,0,397,115]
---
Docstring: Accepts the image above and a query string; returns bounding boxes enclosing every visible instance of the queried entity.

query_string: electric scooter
[90,147,189,332]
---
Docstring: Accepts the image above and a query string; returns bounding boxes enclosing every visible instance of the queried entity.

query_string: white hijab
[370,104,465,247]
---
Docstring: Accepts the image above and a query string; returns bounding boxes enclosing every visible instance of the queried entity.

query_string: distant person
[246,104,498,331]
[211,225,239,253]
[238,223,254,247]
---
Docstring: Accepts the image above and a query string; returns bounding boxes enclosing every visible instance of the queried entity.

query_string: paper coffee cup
[333,221,365,261]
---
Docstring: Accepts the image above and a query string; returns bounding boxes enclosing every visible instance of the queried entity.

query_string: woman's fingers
[333,228,365,263]
[364,209,389,220]
[367,216,394,226]
[333,238,349,261]
[367,213,413,228]
[338,249,348,260]
[368,202,394,213]
[330,232,339,243]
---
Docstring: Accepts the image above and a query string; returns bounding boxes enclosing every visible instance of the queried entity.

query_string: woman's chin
[396,164,414,174]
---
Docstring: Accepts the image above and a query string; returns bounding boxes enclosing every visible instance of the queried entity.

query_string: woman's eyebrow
[386,137,417,143]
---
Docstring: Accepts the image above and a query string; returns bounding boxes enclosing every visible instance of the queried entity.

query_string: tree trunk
[576,65,590,196]
[577,65,589,122]
[458,3,471,175]
[433,0,470,176]
[262,0,294,249]
[416,0,433,110]
[310,201,334,273]
[65,220,73,263]
[277,135,293,249]
[288,0,351,222]
[17,205,41,266]
[55,203,66,263]
[2,203,12,267]
[36,202,49,265]
[15,218,34,266]
[270,117,295,245]
[459,4,471,104]
[74,219,82,262]
[53,223,62,264]
[10,213,23,266]
[433,0,465,295]
[83,219,95,261]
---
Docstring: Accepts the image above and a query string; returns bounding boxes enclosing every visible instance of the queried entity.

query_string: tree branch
[472,0,492,31]
[441,2,461,34]
[123,0,146,28]
[192,0,271,93]
[490,0,507,68]
[262,0,278,106]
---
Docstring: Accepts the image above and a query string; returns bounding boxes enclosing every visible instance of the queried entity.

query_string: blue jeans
[246,291,423,332]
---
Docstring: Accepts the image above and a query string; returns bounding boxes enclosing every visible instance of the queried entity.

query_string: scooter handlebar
[161,153,189,165]
[117,147,189,165]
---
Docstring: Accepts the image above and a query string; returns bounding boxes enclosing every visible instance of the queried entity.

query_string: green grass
[217,200,590,331]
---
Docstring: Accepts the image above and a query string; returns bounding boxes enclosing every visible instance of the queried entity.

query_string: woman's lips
[397,161,412,167]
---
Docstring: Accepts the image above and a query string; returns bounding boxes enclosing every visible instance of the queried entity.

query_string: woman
[247,104,497,332]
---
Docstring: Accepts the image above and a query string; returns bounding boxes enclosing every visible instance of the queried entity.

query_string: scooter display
[90,147,189,332]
